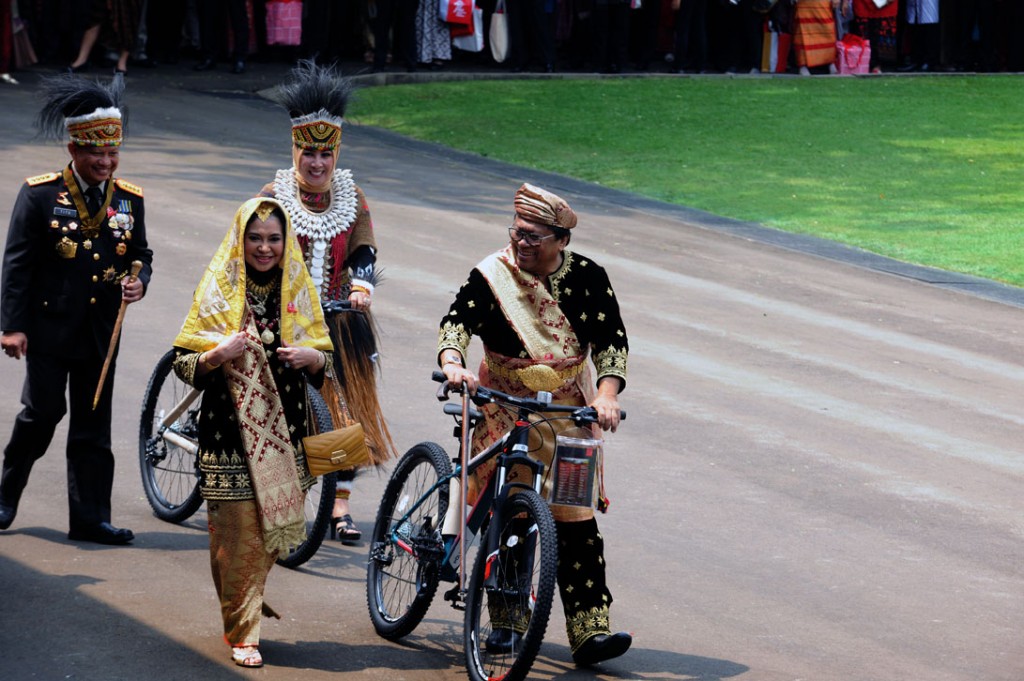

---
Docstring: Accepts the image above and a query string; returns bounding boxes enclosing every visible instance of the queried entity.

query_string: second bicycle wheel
[138,349,203,523]
[367,441,452,640]
[277,384,337,569]
[464,489,558,681]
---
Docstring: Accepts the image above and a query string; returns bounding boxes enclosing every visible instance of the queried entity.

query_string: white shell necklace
[273,167,358,294]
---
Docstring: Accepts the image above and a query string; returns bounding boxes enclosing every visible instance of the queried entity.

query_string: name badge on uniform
[53,207,78,217]
[56,236,77,259]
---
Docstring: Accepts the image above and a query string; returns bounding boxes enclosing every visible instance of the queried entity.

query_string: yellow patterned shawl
[174,197,332,553]
[174,197,333,354]
[474,245,597,522]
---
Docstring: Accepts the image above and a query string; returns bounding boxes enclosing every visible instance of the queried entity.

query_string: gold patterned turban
[513,183,577,230]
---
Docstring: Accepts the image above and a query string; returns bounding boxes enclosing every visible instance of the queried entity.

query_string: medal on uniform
[83,239,92,250]
[261,329,275,345]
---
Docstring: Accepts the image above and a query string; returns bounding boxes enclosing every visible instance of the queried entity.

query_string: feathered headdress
[271,60,355,151]
[37,73,126,147]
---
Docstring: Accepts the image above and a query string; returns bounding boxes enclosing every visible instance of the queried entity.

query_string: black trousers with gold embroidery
[556,517,614,652]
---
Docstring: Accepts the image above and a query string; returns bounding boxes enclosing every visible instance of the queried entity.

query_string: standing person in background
[438,183,632,667]
[792,0,838,74]
[415,0,451,69]
[0,74,153,544]
[67,0,142,75]
[260,60,397,545]
[172,198,333,668]
[852,0,898,72]
[193,0,249,74]
[592,0,630,73]
[1,0,15,84]
[508,0,557,72]
[898,0,939,71]
[671,0,707,73]
[372,0,417,71]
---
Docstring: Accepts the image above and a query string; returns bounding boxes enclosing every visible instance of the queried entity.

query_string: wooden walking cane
[92,260,143,410]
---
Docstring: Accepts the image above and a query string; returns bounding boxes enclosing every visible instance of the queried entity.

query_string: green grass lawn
[352,76,1024,287]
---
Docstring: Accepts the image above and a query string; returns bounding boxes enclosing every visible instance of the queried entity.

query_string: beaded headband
[290,109,343,151]
[65,106,123,147]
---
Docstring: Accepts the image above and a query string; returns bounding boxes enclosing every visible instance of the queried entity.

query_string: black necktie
[85,186,103,214]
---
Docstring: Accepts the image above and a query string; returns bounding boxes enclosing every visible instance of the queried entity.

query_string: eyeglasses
[508,226,556,247]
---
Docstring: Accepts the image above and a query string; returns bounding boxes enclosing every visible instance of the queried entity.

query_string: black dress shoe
[572,632,632,666]
[231,59,246,74]
[0,502,16,530]
[68,522,134,545]
[194,58,216,71]
[485,628,523,653]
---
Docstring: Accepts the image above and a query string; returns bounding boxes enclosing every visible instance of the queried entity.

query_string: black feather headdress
[36,73,126,145]
[271,60,355,150]
[271,59,355,120]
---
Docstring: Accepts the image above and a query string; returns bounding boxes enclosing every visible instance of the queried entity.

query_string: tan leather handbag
[303,423,370,477]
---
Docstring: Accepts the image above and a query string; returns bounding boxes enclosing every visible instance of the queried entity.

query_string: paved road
[0,66,1021,681]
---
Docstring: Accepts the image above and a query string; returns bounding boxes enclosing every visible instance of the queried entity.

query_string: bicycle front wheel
[367,441,452,640]
[138,349,203,523]
[465,489,558,681]
[277,384,337,569]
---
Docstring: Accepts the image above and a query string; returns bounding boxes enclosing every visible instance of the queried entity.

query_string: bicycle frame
[387,391,555,611]
[152,387,201,456]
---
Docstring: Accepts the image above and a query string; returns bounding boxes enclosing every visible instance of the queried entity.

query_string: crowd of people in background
[2,0,1024,84]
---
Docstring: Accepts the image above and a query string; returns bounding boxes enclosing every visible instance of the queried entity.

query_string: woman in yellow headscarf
[172,197,333,668]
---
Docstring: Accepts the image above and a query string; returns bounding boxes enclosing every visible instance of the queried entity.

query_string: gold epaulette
[26,172,60,186]
[115,178,144,197]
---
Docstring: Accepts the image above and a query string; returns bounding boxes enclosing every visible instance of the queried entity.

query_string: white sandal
[232,646,263,668]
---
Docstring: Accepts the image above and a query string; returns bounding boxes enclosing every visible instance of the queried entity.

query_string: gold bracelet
[200,352,222,370]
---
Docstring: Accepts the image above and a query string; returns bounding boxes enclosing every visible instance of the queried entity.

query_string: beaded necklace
[246,274,281,345]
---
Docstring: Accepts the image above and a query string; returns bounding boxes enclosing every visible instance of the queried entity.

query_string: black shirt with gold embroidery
[172,281,320,502]
[438,250,628,388]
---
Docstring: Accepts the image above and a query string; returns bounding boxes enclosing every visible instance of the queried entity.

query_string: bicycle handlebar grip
[322,299,353,315]
[432,370,446,383]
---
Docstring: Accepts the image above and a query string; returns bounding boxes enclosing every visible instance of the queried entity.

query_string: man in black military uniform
[0,74,153,545]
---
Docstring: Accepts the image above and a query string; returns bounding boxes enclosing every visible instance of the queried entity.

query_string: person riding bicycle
[438,182,631,667]
[258,60,397,544]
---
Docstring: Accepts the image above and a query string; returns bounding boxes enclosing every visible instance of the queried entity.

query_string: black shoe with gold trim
[572,632,632,666]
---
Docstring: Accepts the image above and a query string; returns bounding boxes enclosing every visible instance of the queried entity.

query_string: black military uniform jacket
[0,166,154,358]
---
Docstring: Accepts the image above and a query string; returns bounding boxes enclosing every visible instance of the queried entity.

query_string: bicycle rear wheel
[277,384,337,569]
[465,489,558,681]
[138,349,203,523]
[367,441,452,640]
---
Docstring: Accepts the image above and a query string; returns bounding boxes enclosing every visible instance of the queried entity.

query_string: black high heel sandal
[331,514,361,544]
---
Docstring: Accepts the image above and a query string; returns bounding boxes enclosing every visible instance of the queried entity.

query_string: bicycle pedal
[443,585,466,610]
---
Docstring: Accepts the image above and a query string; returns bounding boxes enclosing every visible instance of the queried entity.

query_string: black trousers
[508,0,556,69]
[197,0,250,61]
[373,0,417,69]
[674,0,708,71]
[593,2,630,72]
[556,517,615,651]
[1,349,117,530]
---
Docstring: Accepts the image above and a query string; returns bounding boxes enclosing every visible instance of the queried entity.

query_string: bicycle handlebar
[431,370,625,423]
[321,299,354,315]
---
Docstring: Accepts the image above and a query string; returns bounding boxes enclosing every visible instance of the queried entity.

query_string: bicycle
[137,329,347,569]
[366,371,622,681]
